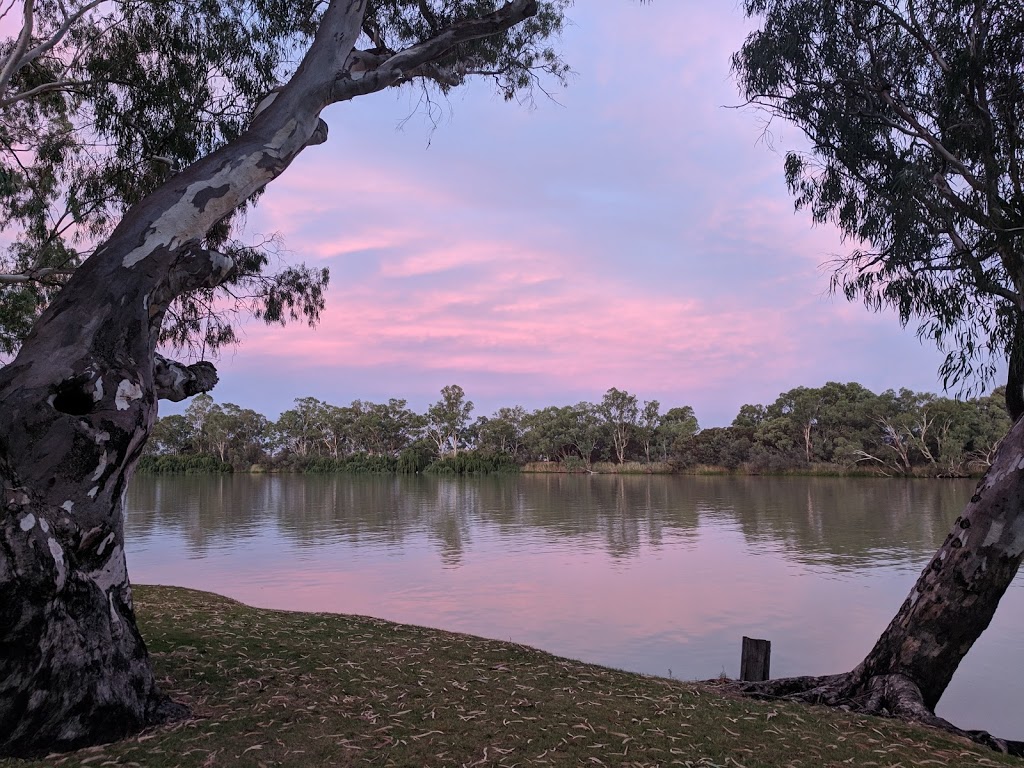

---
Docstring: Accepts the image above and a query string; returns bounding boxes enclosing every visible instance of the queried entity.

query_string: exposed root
[147,694,190,725]
[726,672,1024,757]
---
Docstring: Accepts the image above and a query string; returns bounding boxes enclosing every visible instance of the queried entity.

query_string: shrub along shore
[137,454,984,478]
[2,586,1011,768]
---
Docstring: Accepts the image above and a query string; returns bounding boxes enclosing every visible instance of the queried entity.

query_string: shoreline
[137,462,983,479]
[1,585,1009,767]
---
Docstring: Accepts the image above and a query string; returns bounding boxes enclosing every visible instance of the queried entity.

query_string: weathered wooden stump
[740,636,771,682]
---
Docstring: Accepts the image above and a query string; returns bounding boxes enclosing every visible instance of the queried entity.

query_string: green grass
[4,586,1015,767]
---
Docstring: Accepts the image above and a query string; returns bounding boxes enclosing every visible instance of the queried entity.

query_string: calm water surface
[125,474,1024,737]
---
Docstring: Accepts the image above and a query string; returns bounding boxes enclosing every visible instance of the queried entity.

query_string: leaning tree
[735,0,1024,753]
[0,0,567,756]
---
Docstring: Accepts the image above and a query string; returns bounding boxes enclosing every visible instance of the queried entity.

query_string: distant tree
[275,397,327,458]
[426,385,474,456]
[147,414,194,456]
[855,388,932,475]
[565,402,603,471]
[731,403,766,429]
[216,403,270,467]
[675,426,752,470]
[318,403,356,458]
[735,0,1024,747]
[522,405,575,462]
[183,393,217,454]
[475,406,528,458]
[204,405,234,463]
[598,387,640,464]
[636,400,661,463]
[365,399,423,456]
[655,405,699,461]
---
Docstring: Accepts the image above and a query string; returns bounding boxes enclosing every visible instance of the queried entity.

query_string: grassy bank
[3,587,1012,768]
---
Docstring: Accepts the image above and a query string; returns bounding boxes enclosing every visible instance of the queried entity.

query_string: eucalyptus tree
[522,404,574,462]
[274,396,329,458]
[211,403,270,466]
[474,405,528,457]
[565,401,603,470]
[319,402,357,458]
[736,0,1024,750]
[654,404,699,461]
[425,384,474,456]
[146,414,194,456]
[354,398,422,456]
[597,387,639,463]
[635,399,660,463]
[0,0,567,755]
[183,392,217,453]
[0,0,332,357]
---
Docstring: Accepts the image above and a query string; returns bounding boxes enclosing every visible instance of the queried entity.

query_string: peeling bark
[732,411,1024,755]
[0,0,540,756]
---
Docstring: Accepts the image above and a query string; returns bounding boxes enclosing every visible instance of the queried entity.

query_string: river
[125,473,1024,737]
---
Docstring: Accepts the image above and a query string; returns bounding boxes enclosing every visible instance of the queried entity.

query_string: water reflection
[128,474,965,567]
[125,473,1022,738]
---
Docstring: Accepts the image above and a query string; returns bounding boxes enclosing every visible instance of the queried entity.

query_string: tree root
[723,673,1024,757]
[147,694,191,726]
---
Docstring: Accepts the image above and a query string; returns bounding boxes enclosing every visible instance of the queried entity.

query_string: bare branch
[9,0,105,76]
[0,267,75,285]
[0,0,35,97]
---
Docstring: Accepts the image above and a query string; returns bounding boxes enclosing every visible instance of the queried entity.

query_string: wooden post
[740,636,771,682]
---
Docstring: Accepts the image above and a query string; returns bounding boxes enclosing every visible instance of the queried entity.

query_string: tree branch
[331,0,539,102]
[0,267,76,285]
[0,78,95,109]
[7,0,105,77]
[0,0,35,97]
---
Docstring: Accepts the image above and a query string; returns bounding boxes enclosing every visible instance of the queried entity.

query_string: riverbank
[137,457,980,478]
[3,586,1011,768]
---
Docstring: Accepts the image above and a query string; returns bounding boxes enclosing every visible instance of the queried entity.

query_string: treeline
[140,382,1010,476]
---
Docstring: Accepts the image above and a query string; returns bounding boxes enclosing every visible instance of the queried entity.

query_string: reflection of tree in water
[128,474,280,554]
[693,476,972,570]
[126,474,973,567]
[127,473,704,561]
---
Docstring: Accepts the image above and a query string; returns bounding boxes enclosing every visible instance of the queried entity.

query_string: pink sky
[174,3,972,426]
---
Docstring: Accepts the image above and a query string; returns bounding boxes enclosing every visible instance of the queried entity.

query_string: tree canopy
[0,0,569,358]
[734,1,1024,403]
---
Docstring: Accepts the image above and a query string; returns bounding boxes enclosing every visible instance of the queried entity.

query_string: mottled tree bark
[737,412,1024,754]
[0,0,538,756]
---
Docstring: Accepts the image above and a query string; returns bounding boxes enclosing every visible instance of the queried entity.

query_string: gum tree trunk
[0,0,539,756]
[739,410,1024,754]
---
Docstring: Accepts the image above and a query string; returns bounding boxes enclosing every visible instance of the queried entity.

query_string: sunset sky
[182,2,971,427]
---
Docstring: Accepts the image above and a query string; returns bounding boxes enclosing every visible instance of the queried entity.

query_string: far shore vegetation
[141,382,1010,479]
[0,585,1010,768]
